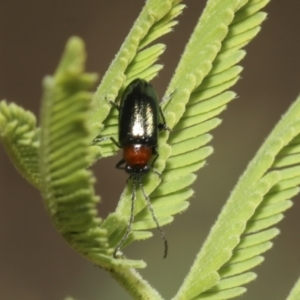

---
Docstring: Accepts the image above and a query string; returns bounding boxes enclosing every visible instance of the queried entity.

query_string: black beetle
[112,78,169,258]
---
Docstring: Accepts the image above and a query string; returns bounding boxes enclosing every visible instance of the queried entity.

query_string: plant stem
[110,266,164,300]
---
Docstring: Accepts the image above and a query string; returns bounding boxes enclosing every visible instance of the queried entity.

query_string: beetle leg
[137,176,168,258]
[114,176,136,258]
[108,100,120,111]
[93,136,121,148]
[158,106,171,132]
[159,89,176,132]
[150,152,162,178]
[116,159,126,170]
[105,96,120,111]
[110,137,121,148]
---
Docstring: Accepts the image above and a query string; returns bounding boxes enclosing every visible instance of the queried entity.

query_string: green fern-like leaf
[38,37,141,269]
[2,0,298,299]
[0,101,40,188]
[173,76,300,300]
[39,38,99,231]
[111,0,269,264]
[178,96,300,299]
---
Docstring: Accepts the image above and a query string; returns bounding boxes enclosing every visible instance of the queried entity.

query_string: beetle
[109,78,170,258]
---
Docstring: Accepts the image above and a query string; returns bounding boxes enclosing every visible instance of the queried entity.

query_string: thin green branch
[110,267,164,300]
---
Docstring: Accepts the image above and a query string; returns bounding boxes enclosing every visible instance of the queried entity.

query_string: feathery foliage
[113,0,270,266]
[38,38,146,270]
[39,37,109,266]
[1,0,300,299]
[174,94,300,299]
[171,4,300,298]
[0,102,40,188]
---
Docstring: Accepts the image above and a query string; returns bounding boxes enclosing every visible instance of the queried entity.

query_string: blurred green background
[1,1,300,299]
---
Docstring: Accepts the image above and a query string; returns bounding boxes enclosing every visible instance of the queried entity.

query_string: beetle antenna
[113,176,136,258]
[137,176,168,258]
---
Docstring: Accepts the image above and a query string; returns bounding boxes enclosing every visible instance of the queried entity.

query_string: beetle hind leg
[150,152,162,178]
[116,159,126,170]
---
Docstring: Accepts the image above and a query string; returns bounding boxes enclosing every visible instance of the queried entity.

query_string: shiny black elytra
[111,78,169,258]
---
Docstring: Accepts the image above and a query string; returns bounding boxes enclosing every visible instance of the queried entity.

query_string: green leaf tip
[0,37,98,190]
[55,37,87,73]
[287,276,300,300]
[0,100,40,188]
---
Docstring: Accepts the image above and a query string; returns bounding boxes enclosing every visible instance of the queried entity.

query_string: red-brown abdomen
[123,144,152,168]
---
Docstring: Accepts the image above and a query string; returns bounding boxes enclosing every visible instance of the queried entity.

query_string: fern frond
[0,101,40,188]
[111,0,269,262]
[187,98,300,299]
[90,0,185,158]
[173,102,300,297]
[38,37,143,270]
